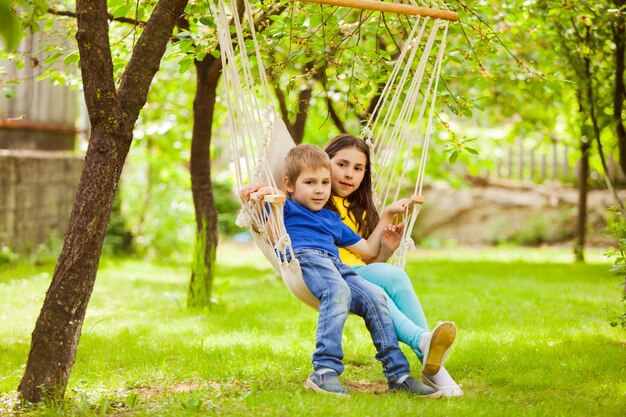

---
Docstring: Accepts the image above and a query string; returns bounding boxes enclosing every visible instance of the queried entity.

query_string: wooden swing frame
[300,0,459,21]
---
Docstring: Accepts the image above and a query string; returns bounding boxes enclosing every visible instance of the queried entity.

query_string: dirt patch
[344,380,388,394]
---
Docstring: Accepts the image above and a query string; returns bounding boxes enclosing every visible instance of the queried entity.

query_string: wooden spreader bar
[299,0,459,21]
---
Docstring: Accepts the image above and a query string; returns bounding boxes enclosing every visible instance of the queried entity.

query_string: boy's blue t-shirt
[284,198,362,257]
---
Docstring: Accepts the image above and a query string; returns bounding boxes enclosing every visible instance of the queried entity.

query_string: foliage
[605,206,626,328]
[0,0,21,51]
[103,192,134,256]
[1,1,624,259]
[0,245,18,267]
[0,247,623,416]
[0,233,63,270]
[213,178,243,235]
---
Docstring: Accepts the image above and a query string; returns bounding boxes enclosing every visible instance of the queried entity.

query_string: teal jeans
[353,262,430,361]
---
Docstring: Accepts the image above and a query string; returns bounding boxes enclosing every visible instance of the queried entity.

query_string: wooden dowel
[408,194,424,209]
[251,192,287,204]
[299,0,459,21]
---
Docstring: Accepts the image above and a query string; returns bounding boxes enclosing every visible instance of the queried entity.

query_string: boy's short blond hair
[284,144,332,186]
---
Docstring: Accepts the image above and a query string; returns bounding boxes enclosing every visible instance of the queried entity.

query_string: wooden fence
[491,137,625,184]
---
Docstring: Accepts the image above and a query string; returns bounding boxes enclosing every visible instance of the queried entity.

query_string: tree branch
[75,0,118,128]
[117,0,188,122]
[48,7,147,27]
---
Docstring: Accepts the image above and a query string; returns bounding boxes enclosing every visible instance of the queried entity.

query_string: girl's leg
[354,264,462,396]
[354,263,429,330]
[382,292,427,360]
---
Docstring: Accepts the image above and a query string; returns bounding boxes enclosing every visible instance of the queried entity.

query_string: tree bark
[18,0,189,403]
[612,1,626,177]
[188,56,221,308]
[574,137,590,263]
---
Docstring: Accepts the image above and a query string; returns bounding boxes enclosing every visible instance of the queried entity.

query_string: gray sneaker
[303,370,349,396]
[388,376,442,398]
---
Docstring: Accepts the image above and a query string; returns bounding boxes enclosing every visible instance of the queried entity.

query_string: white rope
[216,0,452,279]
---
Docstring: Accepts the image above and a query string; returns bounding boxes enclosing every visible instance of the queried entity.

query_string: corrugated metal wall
[0,24,78,150]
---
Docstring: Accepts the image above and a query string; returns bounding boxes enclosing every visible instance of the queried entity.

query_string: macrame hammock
[215,0,457,308]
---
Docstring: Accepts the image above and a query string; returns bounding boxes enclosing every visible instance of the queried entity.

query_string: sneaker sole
[423,322,456,376]
[389,387,443,398]
[303,379,350,397]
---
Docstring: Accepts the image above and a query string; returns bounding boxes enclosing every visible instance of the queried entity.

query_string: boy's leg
[336,261,410,381]
[297,251,350,395]
[339,263,440,397]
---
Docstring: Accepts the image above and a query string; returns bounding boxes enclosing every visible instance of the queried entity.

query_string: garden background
[0,1,624,416]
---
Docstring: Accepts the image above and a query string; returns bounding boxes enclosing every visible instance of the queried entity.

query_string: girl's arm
[362,224,404,263]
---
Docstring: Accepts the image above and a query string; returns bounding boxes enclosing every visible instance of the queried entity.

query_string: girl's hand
[383,198,409,215]
[381,224,404,253]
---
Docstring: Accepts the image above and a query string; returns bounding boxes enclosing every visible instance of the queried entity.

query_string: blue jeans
[354,263,430,361]
[296,249,411,382]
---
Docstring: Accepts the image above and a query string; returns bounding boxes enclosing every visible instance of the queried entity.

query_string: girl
[324,134,463,397]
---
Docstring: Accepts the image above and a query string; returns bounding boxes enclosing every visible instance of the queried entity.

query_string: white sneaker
[420,321,456,376]
[422,369,464,398]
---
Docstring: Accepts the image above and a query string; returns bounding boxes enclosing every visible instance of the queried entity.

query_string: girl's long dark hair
[324,134,380,238]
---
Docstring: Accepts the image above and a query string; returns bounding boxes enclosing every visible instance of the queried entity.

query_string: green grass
[0,245,624,416]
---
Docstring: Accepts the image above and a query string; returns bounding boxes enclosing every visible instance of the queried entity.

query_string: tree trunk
[574,138,590,263]
[18,0,189,403]
[188,56,221,308]
[612,1,626,177]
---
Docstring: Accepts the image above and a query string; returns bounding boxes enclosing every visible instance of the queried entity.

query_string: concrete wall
[0,150,83,252]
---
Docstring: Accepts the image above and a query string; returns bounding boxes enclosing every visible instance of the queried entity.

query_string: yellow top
[333,196,367,267]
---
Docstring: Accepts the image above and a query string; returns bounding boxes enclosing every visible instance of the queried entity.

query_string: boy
[243,144,445,397]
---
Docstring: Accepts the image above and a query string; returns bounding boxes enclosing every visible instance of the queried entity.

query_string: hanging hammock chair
[215,0,457,308]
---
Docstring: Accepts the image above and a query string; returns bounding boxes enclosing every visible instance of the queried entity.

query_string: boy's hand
[240,183,284,201]
[240,182,268,201]
[254,185,282,200]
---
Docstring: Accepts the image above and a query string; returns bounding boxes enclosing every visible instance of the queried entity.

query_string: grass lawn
[0,244,624,416]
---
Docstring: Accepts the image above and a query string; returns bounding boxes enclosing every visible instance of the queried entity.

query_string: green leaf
[178,55,195,74]
[113,4,134,19]
[448,150,459,164]
[0,0,21,51]
[3,87,15,99]
[44,53,63,66]
[608,264,626,274]
[199,16,213,26]
[64,52,80,66]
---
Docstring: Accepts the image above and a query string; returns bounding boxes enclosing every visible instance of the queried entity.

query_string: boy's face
[285,167,331,211]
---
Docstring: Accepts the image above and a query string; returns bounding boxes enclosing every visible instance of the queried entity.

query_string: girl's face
[329,147,367,198]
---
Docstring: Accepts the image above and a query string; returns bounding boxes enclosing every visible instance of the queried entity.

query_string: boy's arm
[240,183,285,244]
